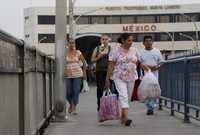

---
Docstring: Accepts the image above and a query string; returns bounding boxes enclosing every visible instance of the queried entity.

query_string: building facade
[24,4,200,56]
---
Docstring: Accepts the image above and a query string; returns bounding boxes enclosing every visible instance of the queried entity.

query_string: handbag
[131,64,143,101]
[81,80,90,92]
[98,89,120,122]
[131,79,141,101]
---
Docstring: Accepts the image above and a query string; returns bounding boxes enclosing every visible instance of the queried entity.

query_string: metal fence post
[158,98,163,110]
[184,58,190,123]
[43,56,47,118]
[158,71,163,110]
[18,42,25,135]
[170,64,175,116]
[49,60,53,111]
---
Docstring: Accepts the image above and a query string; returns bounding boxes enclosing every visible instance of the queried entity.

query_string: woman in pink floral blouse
[106,33,148,126]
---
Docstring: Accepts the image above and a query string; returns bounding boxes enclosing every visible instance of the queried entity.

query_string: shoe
[124,119,132,126]
[146,110,154,115]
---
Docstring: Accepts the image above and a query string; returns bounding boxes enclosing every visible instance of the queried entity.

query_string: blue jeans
[146,98,157,111]
[66,77,82,106]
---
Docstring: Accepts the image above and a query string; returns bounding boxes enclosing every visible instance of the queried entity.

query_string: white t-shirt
[139,48,164,78]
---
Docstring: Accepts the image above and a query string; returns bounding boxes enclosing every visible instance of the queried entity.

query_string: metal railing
[159,53,200,123]
[0,29,55,135]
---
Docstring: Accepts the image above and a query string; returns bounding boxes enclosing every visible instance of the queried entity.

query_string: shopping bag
[98,90,120,122]
[81,80,90,92]
[138,70,161,101]
[131,79,141,101]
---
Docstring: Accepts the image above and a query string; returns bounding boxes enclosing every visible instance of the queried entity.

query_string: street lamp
[179,32,196,49]
[38,36,47,43]
[180,13,199,49]
[163,32,175,57]
[74,7,104,23]
[75,22,99,35]
[179,33,195,41]
[68,0,104,38]
[73,8,104,38]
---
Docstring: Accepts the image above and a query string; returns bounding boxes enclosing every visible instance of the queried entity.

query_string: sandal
[68,105,72,114]
[71,112,78,115]
[124,119,132,126]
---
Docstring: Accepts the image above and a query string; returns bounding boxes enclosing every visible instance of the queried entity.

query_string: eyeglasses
[102,38,108,40]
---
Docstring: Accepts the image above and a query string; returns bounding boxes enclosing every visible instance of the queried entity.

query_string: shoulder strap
[108,45,111,53]
[76,50,82,60]
[96,46,100,56]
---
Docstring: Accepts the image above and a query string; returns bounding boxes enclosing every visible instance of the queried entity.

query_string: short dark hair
[143,35,153,43]
[67,38,74,42]
[117,33,132,44]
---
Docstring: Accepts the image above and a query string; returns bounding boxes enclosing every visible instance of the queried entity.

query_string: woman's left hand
[83,74,87,80]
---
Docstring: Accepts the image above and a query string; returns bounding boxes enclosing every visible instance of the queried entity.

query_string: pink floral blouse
[109,46,138,82]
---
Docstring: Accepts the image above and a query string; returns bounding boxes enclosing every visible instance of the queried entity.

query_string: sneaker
[153,103,158,109]
[146,110,154,115]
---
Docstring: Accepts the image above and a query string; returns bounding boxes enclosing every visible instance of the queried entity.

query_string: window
[159,33,172,41]
[25,34,30,38]
[137,33,146,42]
[24,16,29,21]
[91,16,105,24]
[38,34,55,43]
[178,15,188,22]
[190,13,200,21]
[137,16,156,23]
[106,16,121,24]
[137,33,156,42]
[121,16,134,24]
[159,15,170,23]
[110,34,120,42]
[183,13,200,22]
[38,15,55,24]
[75,16,89,24]
[174,32,197,41]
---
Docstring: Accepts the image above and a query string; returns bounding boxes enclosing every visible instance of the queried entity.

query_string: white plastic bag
[81,80,90,92]
[138,70,161,101]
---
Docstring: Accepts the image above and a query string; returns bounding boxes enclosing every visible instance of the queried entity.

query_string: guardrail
[159,53,200,123]
[0,29,55,135]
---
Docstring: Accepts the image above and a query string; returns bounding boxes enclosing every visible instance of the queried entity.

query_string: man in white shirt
[139,35,164,115]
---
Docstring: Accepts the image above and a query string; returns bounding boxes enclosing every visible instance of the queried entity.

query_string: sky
[0,0,200,39]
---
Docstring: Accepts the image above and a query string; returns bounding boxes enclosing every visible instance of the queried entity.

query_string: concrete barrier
[0,29,55,135]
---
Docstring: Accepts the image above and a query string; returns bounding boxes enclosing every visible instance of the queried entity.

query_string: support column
[54,0,67,121]
[69,0,74,38]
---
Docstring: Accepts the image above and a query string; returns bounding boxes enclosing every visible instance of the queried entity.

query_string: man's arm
[149,49,165,71]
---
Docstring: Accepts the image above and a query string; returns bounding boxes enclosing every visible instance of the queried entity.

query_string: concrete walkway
[45,86,200,135]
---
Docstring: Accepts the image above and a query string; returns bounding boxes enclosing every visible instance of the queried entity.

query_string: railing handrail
[0,29,23,45]
[0,28,55,135]
[0,28,54,60]
[165,54,200,63]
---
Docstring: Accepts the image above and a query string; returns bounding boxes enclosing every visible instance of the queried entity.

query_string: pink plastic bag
[98,90,120,122]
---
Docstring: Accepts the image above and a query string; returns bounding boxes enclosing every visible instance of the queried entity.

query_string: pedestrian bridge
[0,29,200,135]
